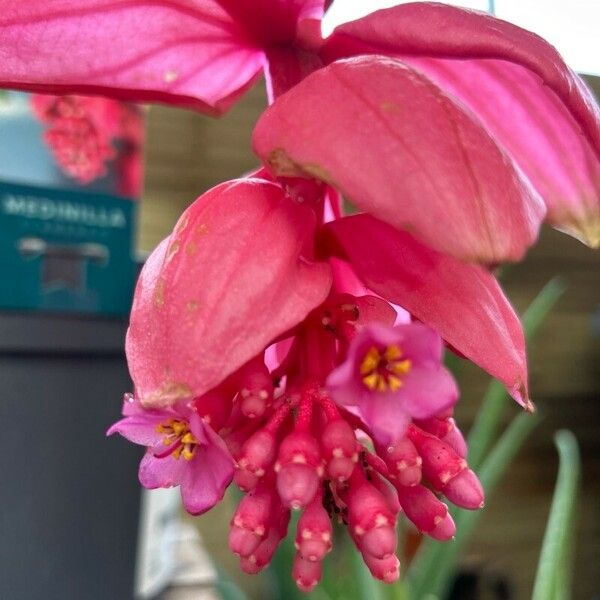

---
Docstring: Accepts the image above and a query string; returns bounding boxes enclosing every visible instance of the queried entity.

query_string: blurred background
[0,1,599,599]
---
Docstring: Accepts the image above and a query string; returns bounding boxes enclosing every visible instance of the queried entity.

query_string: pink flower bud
[237,429,278,480]
[275,431,323,509]
[407,426,465,489]
[320,418,358,482]
[347,478,397,560]
[238,357,273,419]
[229,483,274,557]
[395,483,448,536]
[240,507,290,573]
[443,468,485,509]
[429,512,456,541]
[276,463,320,510]
[295,499,332,562]
[292,553,322,592]
[441,419,468,458]
[382,437,422,487]
[363,553,401,583]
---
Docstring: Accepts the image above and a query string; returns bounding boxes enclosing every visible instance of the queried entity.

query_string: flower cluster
[2,0,598,591]
[110,212,484,589]
[31,94,143,196]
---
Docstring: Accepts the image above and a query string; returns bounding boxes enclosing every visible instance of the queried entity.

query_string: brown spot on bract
[186,300,199,312]
[166,241,180,262]
[195,223,208,236]
[144,381,193,407]
[185,242,197,256]
[380,101,398,112]
[176,215,189,234]
[266,149,333,185]
[154,278,166,308]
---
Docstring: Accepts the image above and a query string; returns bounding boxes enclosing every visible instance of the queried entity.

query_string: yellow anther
[383,345,402,361]
[360,347,381,375]
[387,375,403,392]
[182,446,196,461]
[359,344,411,392]
[156,419,199,460]
[362,372,381,391]
[181,432,197,445]
[389,359,411,376]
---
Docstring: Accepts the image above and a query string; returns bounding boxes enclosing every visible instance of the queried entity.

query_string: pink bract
[126,177,332,407]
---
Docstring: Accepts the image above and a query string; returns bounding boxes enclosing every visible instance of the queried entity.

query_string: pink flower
[114,176,487,589]
[107,394,234,515]
[30,94,143,194]
[326,322,459,446]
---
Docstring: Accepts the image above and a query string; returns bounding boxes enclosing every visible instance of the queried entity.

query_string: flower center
[359,345,411,392]
[155,418,198,460]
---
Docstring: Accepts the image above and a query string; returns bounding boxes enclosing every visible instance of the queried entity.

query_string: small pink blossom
[326,322,459,446]
[107,394,234,515]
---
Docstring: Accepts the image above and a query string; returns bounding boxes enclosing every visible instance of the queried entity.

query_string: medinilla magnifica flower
[2,0,598,591]
[110,176,498,589]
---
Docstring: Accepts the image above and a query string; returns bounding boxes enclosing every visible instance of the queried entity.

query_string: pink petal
[359,402,410,448]
[322,3,600,248]
[253,55,545,264]
[397,365,459,421]
[0,1,264,114]
[323,214,530,407]
[180,418,234,515]
[138,451,186,489]
[126,178,332,408]
[107,414,165,447]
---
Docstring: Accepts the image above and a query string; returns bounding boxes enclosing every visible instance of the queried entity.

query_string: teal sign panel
[0,181,137,316]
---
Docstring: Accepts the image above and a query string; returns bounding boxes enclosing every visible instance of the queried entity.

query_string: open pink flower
[108,394,234,515]
[326,323,458,446]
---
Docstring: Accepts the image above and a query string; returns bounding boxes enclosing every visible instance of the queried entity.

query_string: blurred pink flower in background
[31,94,143,196]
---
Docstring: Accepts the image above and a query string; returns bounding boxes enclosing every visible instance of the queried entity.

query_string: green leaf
[532,431,580,600]
[214,566,249,600]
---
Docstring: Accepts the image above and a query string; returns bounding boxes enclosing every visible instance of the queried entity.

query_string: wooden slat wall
[139,80,600,600]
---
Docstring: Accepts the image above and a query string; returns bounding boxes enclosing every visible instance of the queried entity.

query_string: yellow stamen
[156,418,199,460]
[360,347,381,375]
[359,344,412,392]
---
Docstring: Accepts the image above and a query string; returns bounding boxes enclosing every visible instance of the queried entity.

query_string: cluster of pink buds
[220,336,483,590]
